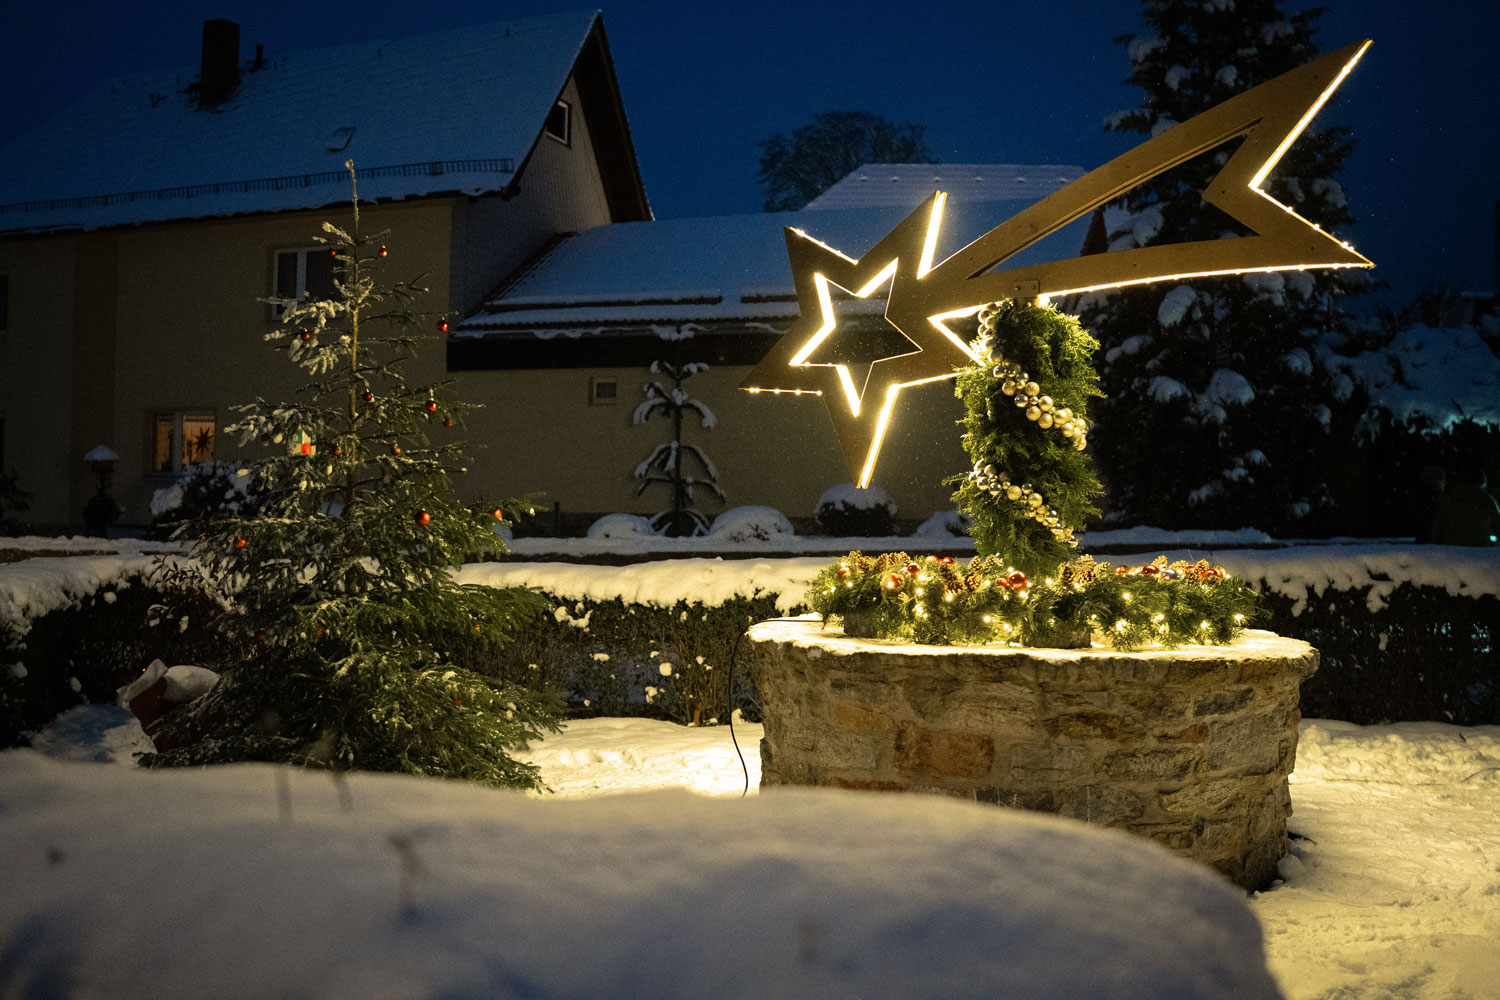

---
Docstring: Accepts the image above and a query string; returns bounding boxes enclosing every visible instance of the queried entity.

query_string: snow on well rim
[0,751,1281,1000]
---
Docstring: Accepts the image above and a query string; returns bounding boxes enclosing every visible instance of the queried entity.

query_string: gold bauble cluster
[965,461,1078,546]
[989,354,1088,451]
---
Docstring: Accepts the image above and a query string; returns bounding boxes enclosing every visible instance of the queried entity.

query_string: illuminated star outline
[744,40,1375,488]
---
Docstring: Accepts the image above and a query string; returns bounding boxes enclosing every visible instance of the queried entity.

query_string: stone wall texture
[745,617,1319,890]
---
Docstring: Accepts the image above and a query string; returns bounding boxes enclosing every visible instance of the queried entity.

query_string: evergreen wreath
[808,552,1259,651]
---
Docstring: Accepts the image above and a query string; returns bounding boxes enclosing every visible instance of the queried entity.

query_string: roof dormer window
[545,100,571,146]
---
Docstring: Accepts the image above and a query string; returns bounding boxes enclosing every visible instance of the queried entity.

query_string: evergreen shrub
[815,484,898,537]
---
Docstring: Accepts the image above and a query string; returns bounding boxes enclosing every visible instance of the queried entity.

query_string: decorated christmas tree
[1083,0,1368,534]
[145,162,559,787]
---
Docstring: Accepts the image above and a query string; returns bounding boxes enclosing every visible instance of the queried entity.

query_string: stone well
[744,616,1318,889]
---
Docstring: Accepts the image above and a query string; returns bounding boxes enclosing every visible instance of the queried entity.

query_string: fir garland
[949,300,1105,578]
[808,552,1260,651]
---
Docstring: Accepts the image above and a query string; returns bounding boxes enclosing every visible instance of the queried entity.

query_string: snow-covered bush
[587,514,658,540]
[2,563,248,749]
[708,506,795,543]
[814,483,898,537]
[146,461,257,540]
[912,510,973,539]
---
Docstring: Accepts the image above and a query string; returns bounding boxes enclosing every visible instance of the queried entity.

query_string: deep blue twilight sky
[2,1,1496,308]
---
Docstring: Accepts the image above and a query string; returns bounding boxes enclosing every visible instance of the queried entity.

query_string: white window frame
[272,247,337,315]
[545,100,572,146]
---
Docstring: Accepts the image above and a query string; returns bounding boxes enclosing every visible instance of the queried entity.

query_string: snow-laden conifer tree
[145,162,559,788]
[1082,1,1368,534]
[633,360,724,536]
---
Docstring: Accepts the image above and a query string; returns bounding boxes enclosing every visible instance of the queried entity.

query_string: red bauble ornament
[436,319,450,333]
[328,248,338,258]
[1114,566,1129,577]
[491,508,505,521]
[885,573,903,589]
[299,330,312,342]
[425,399,438,412]
[333,447,343,455]
[378,245,388,258]
[362,391,374,402]
[442,418,453,428]
[836,568,850,579]
[453,697,462,706]
[234,538,247,549]
[905,562,921,575]
[939,556,955,565]
[1006,570,1029,590]
[391,445,402,456]
[1140,564,1160,578]
[415,509,431,525]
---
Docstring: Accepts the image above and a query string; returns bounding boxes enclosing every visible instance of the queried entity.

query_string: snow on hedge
[5,540,1498,634]
[1167,544,1500,614]
[0,553,178,636]
[457,557,830,615]
[0,751,1281,999]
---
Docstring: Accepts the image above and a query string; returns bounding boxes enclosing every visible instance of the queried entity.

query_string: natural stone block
[1106,747,1198,782]
[1055,784,1146,825]
[1204,713,1282,775]
[818,775,909,792]
[1193,686,1255,717]
[833,703,893,735]
[978,787,1057,812]
[894,722,994,779]
[1046,711,1146,741]
[901,672,966,722]
[1130,823,1195,851]
[1010,740,1089,778]
[1156,723,1210,744]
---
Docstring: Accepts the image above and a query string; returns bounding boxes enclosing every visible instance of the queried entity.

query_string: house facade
[451,164,1091,527]
[1,7,1091,535]
[0,11,647,532]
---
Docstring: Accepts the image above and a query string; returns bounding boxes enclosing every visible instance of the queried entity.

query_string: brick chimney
[198,19,241,109]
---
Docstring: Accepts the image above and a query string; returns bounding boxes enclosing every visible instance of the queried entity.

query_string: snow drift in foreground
[0,751,1280,1000]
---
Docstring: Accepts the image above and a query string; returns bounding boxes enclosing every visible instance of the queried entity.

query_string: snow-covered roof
[804,163,1086,211]
[0,10,602,233]
[458,194,1100,338]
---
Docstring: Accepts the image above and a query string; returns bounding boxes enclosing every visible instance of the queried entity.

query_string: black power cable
[725,617,810,799]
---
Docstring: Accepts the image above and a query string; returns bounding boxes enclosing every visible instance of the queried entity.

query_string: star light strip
[743,40,1374,487]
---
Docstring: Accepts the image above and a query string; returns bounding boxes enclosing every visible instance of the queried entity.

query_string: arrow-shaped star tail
[910,39,1372,309]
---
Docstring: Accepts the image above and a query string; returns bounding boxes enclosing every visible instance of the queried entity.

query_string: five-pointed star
[741,192,984,487]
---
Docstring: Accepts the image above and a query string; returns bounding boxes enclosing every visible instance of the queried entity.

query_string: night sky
[3,0,1497,309]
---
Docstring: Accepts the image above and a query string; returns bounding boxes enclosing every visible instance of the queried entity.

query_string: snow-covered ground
[7,708,1499,999]
[4,711,1281,1000]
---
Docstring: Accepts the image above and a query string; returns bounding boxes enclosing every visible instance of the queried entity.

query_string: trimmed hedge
[1257,581,1499,726]
[5,559,1498,748]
